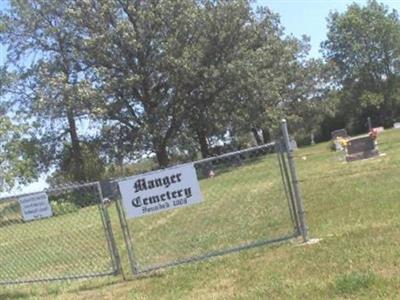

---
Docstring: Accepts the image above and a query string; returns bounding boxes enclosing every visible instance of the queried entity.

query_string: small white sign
[118,163,202,219]
[18,192,53,222]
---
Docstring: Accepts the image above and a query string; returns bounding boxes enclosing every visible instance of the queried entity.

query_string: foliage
[47,141,106,185]
[0,113,44,190]
[50,200,79,216]
[0,0,95,182]
[322,0,400,131]
[3,0,400,186]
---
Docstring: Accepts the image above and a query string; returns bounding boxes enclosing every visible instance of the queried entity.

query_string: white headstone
[394,123,400,129]
[290,138,298,151]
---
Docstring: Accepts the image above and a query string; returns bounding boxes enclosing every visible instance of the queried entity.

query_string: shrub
[51,201,79,216]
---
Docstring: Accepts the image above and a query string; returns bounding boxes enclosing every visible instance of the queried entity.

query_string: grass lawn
[2,129,400,299]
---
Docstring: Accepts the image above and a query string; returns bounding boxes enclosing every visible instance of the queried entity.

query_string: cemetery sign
[18,192,53,222]
[118,163,203,219]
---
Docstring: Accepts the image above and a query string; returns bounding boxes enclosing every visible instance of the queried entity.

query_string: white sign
[18,192,53,222]
[118,163,202,219]
[394,123,400,129]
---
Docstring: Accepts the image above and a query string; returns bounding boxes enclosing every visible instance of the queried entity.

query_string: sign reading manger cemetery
[18,192,53,222]
[118,163,203,219]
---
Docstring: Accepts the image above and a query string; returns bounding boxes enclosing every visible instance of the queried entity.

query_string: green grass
[0,204,115,282]
[2,129,400,299]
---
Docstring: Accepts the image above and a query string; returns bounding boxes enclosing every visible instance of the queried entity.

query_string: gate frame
[280,119,308,242]
[115,124,308,275]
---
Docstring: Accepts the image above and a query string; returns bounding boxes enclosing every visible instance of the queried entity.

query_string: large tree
[73,0,201,167]
[322,0,400,130]
[0,0,95,182]
[75,0,313,163]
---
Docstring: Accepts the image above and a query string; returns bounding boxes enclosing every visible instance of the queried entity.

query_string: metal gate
[0,120,306,283]
[0,182,121,284]
[115,120,307,275]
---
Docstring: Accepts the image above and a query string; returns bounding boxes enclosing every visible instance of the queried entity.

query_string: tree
[173,0,258,157]
[0,112,44,191]
[0,0,94,182]
[228,16,308,145]
[322,0,400,130]
[73,0,202,167]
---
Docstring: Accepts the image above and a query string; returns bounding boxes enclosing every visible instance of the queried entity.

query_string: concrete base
[297,238,322,246]
[346,149,380,162]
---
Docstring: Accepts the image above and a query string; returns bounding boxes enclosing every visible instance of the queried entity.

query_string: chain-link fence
[116,137,304,275]
[0,182,120,284]
[0,120,306,283]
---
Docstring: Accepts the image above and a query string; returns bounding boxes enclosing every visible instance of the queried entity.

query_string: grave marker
[331,129,348,140]
[346,135,379,162]
[290,138,298,151]
[331,129,348,151]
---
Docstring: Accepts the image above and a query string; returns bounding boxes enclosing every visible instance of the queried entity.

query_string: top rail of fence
[0,181,98,204]
[110,142,277,184]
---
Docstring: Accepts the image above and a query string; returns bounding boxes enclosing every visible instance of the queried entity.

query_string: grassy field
[2,129,400,299]
[0,196,116,283]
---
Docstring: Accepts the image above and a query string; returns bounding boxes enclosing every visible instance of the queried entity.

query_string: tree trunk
[156,144,169,168]
[251,127,263,145]
[66,108,85,181]
[197,128,210,158]
[262,129,271,144]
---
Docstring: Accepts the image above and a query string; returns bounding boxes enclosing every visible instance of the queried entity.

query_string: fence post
[96,182,123,276]
[280,119,308,243]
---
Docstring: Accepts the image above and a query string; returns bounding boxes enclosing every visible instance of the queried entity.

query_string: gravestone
[99,180,119,200]
[346,135,379,162]
[394,123,400,129]
[331,129,348,151]
[331,129,348,140]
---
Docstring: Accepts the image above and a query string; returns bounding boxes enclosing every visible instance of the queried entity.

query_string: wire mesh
[117,143,299,274]
[0,182,119,284]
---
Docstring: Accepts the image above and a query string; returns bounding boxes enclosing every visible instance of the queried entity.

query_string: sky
[256,0,400,58]
[1,0,400,194]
